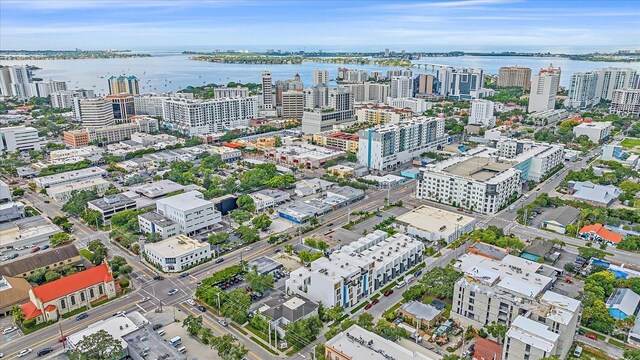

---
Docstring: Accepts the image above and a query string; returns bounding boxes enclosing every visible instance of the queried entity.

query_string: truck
[405,274,415,283]
[397,323,422,342]
[169,336,182,347]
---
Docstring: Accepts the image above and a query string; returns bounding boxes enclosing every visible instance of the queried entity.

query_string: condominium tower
[498,66,532,90]
[528,65,561,113]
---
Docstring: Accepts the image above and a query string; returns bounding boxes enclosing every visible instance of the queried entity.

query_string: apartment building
[469,99,495,128]
[161,97,259,135]
[51,89,94,109]
[566,72,599,109]
[529,65,561,113]
[286,231,424,309]
[494,138,564,182]
[108,75,139,95]
[144,235,211,272]
[301,88,355,134]
[133,92,194,116]
[573,121,613,143]
[390,76,415,98]
[416,74,435,94]
[387,97,434,113]
[262,71,274,110]
[339,82,389,103]
[498,66,532,90]
[437,67,485,99]
[595,67,637,101]
[154,190,222,235]
[610,88,640,116]
[84,116,159,144]
[312,131,359,152]
[338,68,368,84]
[0,126,42,152]
[214,86,249,98]
[313,69,329,86]
[416,154,521,214]
[357,117,446,171]
[355,104,413,124]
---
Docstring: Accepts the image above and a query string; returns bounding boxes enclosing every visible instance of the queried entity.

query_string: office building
[108,75,139,95]
[0,126,41,152]
[162,97,259,135]
[133,92,193,116]
[312,131,359,153]
[339,82,389,103]
[87,194,137,223]
[325,325,433,360]
[469,99,496,127]
[388,97,434,113]
[355,104,413,124]
[595,67,637,101]
[34,167,107,189]
[566,71,599,109]
[19,264,116,324]
[357,117,446,170]
[498,66,532,90]
[50,89,94,109]
[395,205,476,243]
[573,121,613,143]
[62,130,90,147]
[281,90,304,119]
[275,74,303,106]
[73,97,115,127]
[144,234,212,272]
[610,88,640,116]
[83,116,159,144]
[286,231,423,309]
[529,65,561,113]
[47,178,111,203]
[390,76,414,98]
[261,71,274,110]
[452,68,485,99]
[313,69,329,86]
[301,88,354,134]
[107,94,136,121]
[416,154,521,214]
[214,86,249,98]
[249,189,291,211]
[155,190,221,235]
[138,211,179,239]
[48,145,101,164]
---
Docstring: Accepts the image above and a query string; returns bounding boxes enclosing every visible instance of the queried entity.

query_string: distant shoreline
[0,50,151,60]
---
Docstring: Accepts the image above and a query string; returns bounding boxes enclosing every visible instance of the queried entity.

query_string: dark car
[152,324,163,331]
[76,313,88,321]
[372,299,379,305]
[274,248,282,253]
[37,347,53,357]
[384,290,394,297]
[414,270,423,277]
[327,223,334,227]
[197,306,206,312]
[153,275,165,281]
[215,257,224,264]
[41,244,50,250]
[364,303,373,310]
[179,272,190,278]
[9,253,19,259]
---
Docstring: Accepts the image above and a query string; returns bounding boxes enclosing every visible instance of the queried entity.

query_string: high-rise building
[162,97,259,135]
[301,88,354,134]
[31,82,51,98]
[595,67,637,101]
[338,69,368,84]
[610,88,640,116]
[338,83,389,103]
[498,66,532,90]
[49,80,68,92]
[566,71,599,109]
[51,89,95,109]
[357,117,446,170]
[274,74,303,106]
[0,126,41,152]
[469,99,495,127]
[73,97,115,128]
[281,91,304,119]
[133,92,193,116]
[6,65,33,100]
[313,69,329,86]
[213,86,249,98]
[450,68,484,99]
[390,76,414,98]
[386,69,412,79]
[303,85,329,109]
[108,75,139,95]
[261,71,273,110]
[416,74,435,94]
[106,94,136,122]
[0,67,11,97]
[528,64,561,113]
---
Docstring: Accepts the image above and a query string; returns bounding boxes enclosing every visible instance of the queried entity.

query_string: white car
[2,326,18,335]
[187,299,196,306]
[168,289,178,296]
[17,349,32,358]
[218,319,228,327]
[244,247,252,252]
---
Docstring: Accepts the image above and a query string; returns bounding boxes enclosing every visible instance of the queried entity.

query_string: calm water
[2,53,639,96]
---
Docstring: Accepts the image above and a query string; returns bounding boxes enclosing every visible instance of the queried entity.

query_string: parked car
[31,247,41,253]
[2,326,18,335]
[372,299,379,305]
[196,281,202,286]
[37,347,53,357]
[384,290,394,297]
[414,270,423,277]
[586,333,597,340]
[41,245,50,250]
[76,313,88,321]
[152,324,163,331]
[17,349,32,358]
[364,303,373,310]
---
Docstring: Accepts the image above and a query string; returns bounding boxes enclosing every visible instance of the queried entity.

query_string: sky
[1,0,639,52]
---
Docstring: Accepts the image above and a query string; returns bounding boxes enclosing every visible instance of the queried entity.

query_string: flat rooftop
[144,234,208,257]
[131,180,185,199]
[47,178,110,196]
[123,325,185,360]
[35,167,106,186]
[67,315,138,349]
[156,190,211,211]
[506,316,559,352]
[444,157,514,181]
[87,194,135,211]
[139,211,176,227]
[396,205,475,233]
[326,324,434,360]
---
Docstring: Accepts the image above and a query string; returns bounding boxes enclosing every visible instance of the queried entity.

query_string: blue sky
[1,0,639,52]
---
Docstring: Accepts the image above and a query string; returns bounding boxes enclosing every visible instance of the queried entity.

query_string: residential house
[606,288,640,320]
[568,181,621,207]
[579,224,623,246]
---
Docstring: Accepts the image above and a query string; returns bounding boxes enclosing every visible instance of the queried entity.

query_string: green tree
[487,321,508,344]
[285,316,323,349]
[236,194,256,212]
[357,312,374,330]
[563,262,576,273]
[220,289,251,324]
[44,271,62,282]
[442,356,462,360]
[82,209,103,227]
[230,209,252,224]
[88,239,108,265]
[418,266,462,299]
[12,188,24,197]
[27,268,47,284]
[298,251,323,264]
[374,319,407,341]
[50,232,71,247]
[210,334,248,360]
[266,174,296,189]
[245,266,274,294]
[182,315,203,336]
[61,190,100,216]
[326,305,344,322]
[274,136,282,147]
[624,349,640,360]
[578,247,608,260]
[236,225,260,244]
[11,305,25,325]
[208,232,229,245]
[251,213,272,230]
[67,329,124,360]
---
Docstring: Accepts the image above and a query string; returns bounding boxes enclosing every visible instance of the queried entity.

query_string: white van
[395,280,406,289]
[573,346,583,357]
[157,330,165,336]
[177,346,187,354]
[405,274,415,283]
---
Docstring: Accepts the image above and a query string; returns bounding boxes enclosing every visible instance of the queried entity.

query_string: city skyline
[1,0,639,52]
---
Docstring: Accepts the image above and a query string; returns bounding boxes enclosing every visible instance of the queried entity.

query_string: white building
[504,316,559,360]
[573,122,613,143]
[133,92,193,116]
[529,65,561,113]
[596,67,637,101]
[162,97,259,135]
[387,97,434,113]
[6,65,33,100]
[339,82,389,103]
[34,167,107,189]
[301,88,355,134]
[313,69,329,86]
[610,88,640,116]
[87,194,137,223]
[249,189,290,211]
[355,104,413,124]
[51,89,94,109]
[0,126,42,152]
[144,234,212,272]
[214,86,249,98]
[73,97,115,127]
[286,231,423,309]
[155,190,221,235]
[390,76,414,98]
[566,71,599,109]
[494,139,564,182]
[469,99,495,127]
[86,116,159,144]
[357,117,446,170]
[395,205,476,243]
[262,71,274,110]
[416,155,521,214]
[47,178,111,203]
[138,211,179,239]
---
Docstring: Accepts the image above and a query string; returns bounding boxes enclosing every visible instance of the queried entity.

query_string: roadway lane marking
[136,304,148,313]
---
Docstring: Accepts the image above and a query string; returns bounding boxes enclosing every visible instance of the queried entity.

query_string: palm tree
[11,305,25,326]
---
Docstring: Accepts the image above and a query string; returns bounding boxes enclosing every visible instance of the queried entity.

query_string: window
[60,299,66,309]
[80,292,86,302]
[99,285,104,296]
[71,295,76,305]
[90,288,95,298]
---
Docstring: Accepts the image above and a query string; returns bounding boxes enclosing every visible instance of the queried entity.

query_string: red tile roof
[21,301,42,320]
[32,264,114,303]
[44,305,57,312]
[579,224,623,244]
[474,338,503,360]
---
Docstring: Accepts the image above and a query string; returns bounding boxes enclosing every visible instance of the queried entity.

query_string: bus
[169,336,182,347]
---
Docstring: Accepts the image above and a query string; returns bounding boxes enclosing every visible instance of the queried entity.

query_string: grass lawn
[79,248,94,261]
[606,338,625,348]
[250,336,279,355]
[621,138,640,149]
[61,306,88,319]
